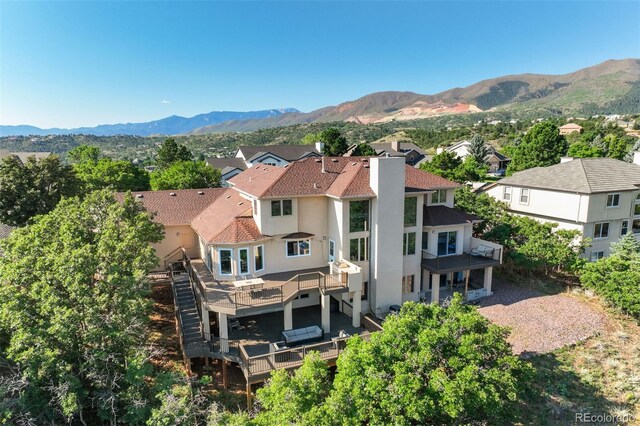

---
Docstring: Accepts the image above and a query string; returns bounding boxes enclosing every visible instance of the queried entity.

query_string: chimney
[321,156,326,173]
[634,151,640,166]
[391,140,400,152]
[315,142,324,154]
[560,156,574,163]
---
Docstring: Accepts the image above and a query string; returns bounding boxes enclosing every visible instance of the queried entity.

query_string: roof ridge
[261,163,296,197]
[576,158,593,192]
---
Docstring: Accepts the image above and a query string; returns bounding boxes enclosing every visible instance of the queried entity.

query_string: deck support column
[321,294,331,335]
[246,382,253,408]
[222,361,228,390]
[483,267,493,296]
[430,273,440,304]
[352,291,361,328]
[201,303,210,340]
[284,301,293,330]
[218,313,229,353]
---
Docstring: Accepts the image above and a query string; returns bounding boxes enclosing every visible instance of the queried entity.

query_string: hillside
[193,59,640,133]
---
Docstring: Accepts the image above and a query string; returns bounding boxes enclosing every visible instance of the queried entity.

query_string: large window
[286,240,310,257]
[402,232,416,255]
[254,245,264,271]
[422,231,429,251]
[593,222,610,239]
[503,186,512,201]
[622,220,629,236]
[328,240,335,262]
[404,197,417,227]
[520,188,530,204]
[350,237,368,262]
[349,200,370,232]
[402,275,414,293]
[219,249,232,275]
[606,193,620,208]
[633,219,640,234]
[635,193,640,216]
[437,231,457,256]
[361,281,368,301]
[431,190,447,204]
[238,248,249,275]
[271,199,293,217]
[590,251,604,262]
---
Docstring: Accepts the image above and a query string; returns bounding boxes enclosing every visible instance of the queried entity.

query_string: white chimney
[634,151,640,166]
[560,156,574,163]
[315,142,324,154]
[391,140,400,152]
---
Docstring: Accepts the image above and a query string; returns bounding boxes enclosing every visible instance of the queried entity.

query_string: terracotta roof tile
[405,166,461,192]
[212,215,266,244]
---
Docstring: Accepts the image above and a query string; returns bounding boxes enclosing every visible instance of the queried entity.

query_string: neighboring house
[0,150,51,164]
[438,140,510,173]
[348,140,426,166]
[559,123,583,135]
[205,157,247,187]
[483,155,640,261]
[128,156,502,390]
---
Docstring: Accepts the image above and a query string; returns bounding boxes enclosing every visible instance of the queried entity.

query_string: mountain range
[2,59,639,137]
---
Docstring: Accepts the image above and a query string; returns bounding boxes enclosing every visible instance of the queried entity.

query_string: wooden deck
[421,253,501,274]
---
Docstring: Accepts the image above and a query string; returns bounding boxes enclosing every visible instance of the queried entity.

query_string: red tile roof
[229,157,457,198]
[212,215,265,244]
[116,188,227,226]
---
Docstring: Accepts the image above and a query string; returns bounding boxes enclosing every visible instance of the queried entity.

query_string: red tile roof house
[122,156,502,391]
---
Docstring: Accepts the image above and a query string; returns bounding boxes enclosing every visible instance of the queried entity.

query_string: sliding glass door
[437,231,457,256]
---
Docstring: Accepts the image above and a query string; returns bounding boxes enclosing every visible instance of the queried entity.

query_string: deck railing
[421,246,502,271]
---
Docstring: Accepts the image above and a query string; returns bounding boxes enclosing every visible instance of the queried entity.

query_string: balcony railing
[421,240,502,273]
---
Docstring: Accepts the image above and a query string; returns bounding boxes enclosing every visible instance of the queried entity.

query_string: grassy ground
[513,280,640,425]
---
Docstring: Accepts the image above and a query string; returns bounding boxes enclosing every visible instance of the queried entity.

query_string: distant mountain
[192,58,640,133]
[0,109,299,137]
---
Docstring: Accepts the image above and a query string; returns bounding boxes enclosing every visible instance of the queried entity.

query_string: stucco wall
[152,224,198,271]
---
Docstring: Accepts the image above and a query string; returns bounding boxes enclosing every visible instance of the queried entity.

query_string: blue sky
[1,1,639,128]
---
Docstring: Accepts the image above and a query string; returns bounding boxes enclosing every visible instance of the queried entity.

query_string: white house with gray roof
[483,155,640,261]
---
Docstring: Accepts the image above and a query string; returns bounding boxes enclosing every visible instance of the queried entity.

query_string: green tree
[0,190,164,424]
[318,128,349,157]
[605,134,628,160]
[453,156,489,182]
[68,144,100,164]
[70,145,150,192]
[0,155,81,227]
[350,143,378,156]
[156,138,192,169]
[468,134,489,164]
[567,142,605,158]
[506,122,568,175]
[150,161,221,190]
[624,139,640,162]
[610,231,640,261]
[419,150,462,181]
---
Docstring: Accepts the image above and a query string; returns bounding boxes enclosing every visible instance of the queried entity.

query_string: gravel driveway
[476,280,607,354]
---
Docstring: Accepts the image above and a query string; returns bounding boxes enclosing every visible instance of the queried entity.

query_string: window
[606,193,620,208]
[219,249,232,275]
[254,245,264,271]
[402,232,416,255]
[328,240,335,262]
[633,219,640,234]
[271,199,292,216]
[622,220,629,236]
[437,231,457,256]
[503,186,512,201]
[520,188,530,204]
[422,231,429,251]
[349,200,370,232]
[361,281,368,301]
[590,251,604,262]
[238,248,249,275]
[404,197,417,227]
[635,195,640,215]
[593,222,610,239]
[402,275,414,293]
[286,240,310,257]
[431,189,447,204]
[264,162,277,166]
[349,237,368,262]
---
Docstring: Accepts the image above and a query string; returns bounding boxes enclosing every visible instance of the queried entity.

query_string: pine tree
[468,134,489,164]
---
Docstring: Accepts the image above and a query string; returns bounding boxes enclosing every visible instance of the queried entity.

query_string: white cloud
[161,100,171,104]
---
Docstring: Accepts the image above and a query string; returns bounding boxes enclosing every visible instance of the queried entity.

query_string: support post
[483,267,493,295]
[321,294,331,334]
[201,303,210,340]
[218,313,229,352]
[284,301,293,330]
[431,273,440,304]
[352,290,361,328]
[246,382,252,408]
[464,270,470,300]
[222,361,228,390]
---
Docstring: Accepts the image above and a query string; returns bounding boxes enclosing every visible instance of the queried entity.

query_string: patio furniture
[470,245,495,258]
[281,325,323,346]
[233,277,265,290]
[228,318,241,332]
[389,304,401,314]
[270,341,290,363]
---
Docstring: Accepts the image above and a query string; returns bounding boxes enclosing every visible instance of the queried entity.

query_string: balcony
[421,238,502,274]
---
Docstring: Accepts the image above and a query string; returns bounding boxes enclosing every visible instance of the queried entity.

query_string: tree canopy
[155,138,193,169]
[506,122,568,175]
[420,152,487,183]
[350,143,378,156]
[317,128,349,157]
[468,134,489,164]
[0,190,164,424]
[150,161,221,190]
[70,145,150,192]
[0,155,81,226]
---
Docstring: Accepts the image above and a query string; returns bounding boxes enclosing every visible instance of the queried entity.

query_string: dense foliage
[0,191,164,424]
[315,128,349,157]
[467,133,489,163]
[0,155,81,226]
[506,121,568,175]
[350,142,377,156]
[150,161,221,190]
[580,233,640,320]
[155,138,193,169]
[419,151,488,183]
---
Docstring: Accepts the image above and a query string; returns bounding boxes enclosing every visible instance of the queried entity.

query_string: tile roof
[369,141,426,156]
[423,205,479,227]
[230,157,458,198]
[498,158,640,194]
[206,157,247,174]
[116,188,226,226]
[191,189,266,243]
[237,145,321,162]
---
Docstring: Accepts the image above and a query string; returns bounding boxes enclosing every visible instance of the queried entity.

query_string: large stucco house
[438,140,510,173]
[129,156,502,396]
[483,155,640,261]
